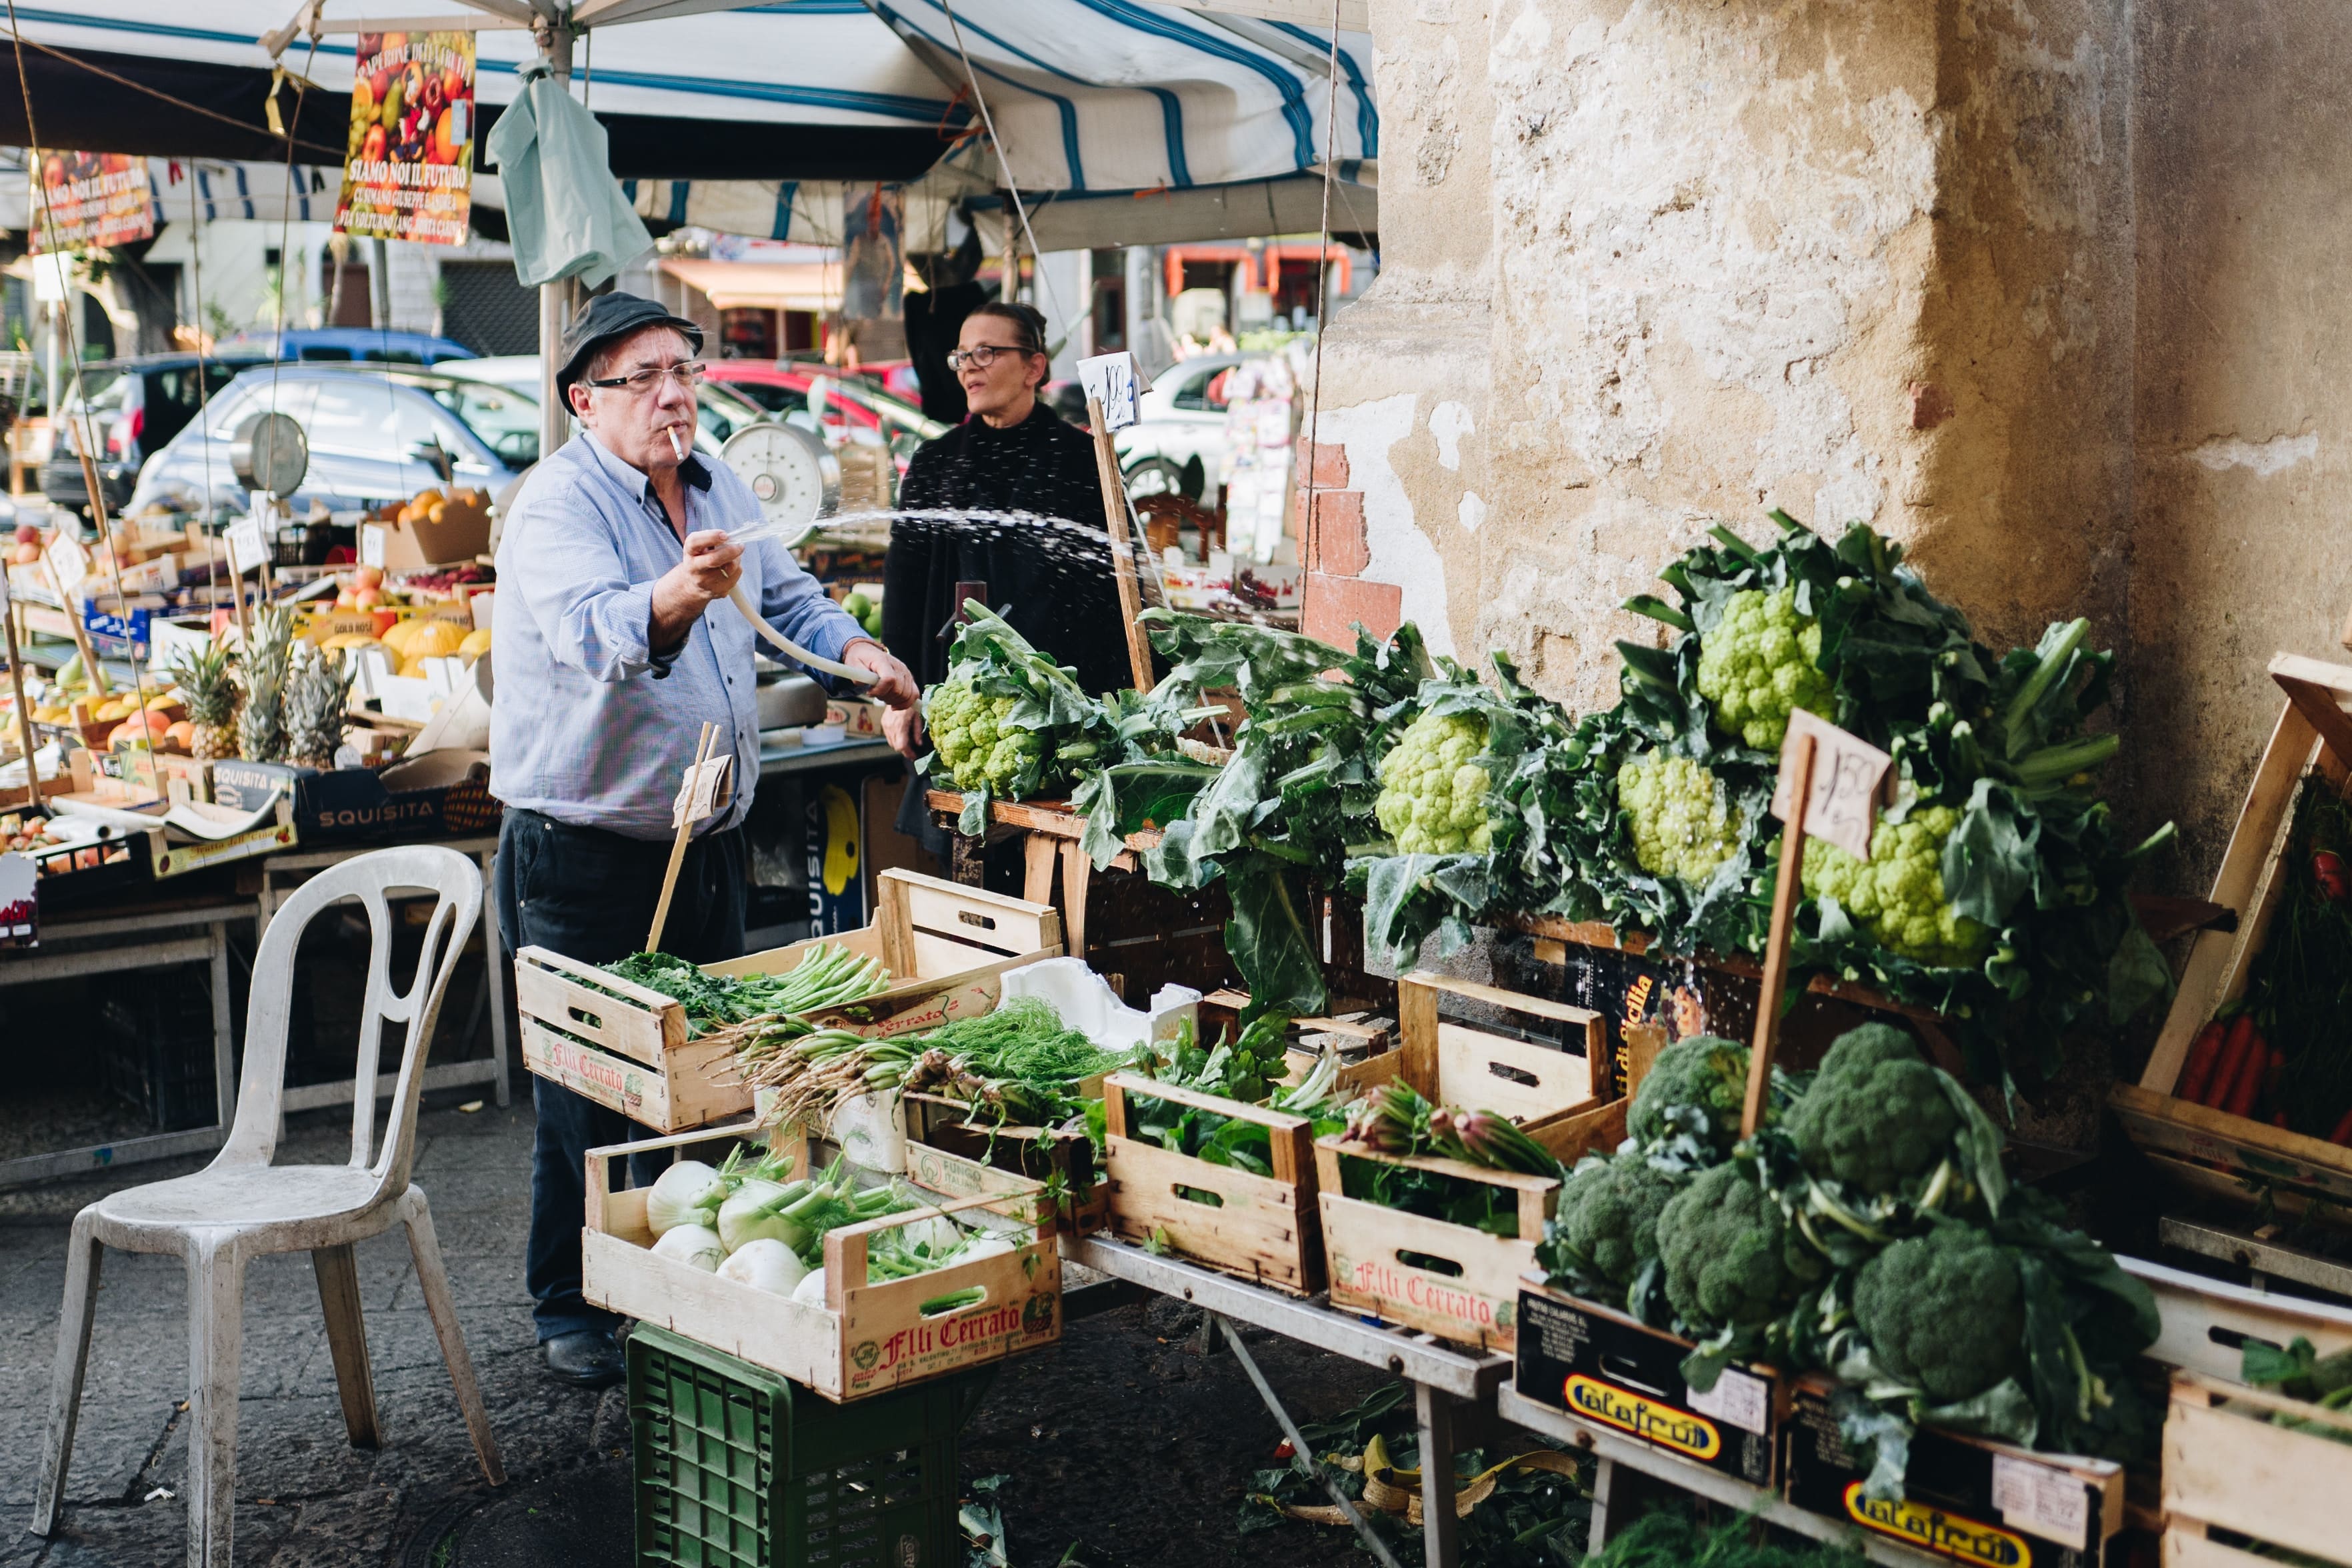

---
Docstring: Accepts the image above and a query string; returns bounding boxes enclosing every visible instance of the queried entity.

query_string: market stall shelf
[515,870,1061,1133]
[584,1125,1061,1404]
[2113,653,2352,1211]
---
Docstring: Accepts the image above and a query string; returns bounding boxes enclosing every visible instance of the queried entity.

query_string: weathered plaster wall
[1313,0,2137,740]
[2130,7,2352,885]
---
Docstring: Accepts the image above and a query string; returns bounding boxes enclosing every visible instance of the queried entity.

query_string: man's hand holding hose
[649,526,917,711]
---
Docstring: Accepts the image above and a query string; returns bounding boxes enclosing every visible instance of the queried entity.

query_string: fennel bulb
[645,1161,726,1237]
[792,1267,829,1307]
[717,1239,809,1295]
[650,1223,727,1272]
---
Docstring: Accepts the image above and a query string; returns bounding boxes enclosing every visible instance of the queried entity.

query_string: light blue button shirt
[489,431,865,840]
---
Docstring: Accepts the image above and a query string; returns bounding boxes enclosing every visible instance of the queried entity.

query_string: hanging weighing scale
[686,420,873,685]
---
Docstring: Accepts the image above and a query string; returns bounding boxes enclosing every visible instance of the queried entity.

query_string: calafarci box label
[1563,1375,1721,1459]
[1841,1483,2030,1567]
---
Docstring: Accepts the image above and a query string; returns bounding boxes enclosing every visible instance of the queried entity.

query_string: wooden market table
[0,896,254,1190]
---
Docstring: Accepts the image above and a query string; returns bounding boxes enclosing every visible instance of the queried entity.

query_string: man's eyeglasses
[945,344,1037,372]
[585,361,707,395]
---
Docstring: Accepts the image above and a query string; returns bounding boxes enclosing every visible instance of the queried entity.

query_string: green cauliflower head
[1801,803,1991,969]
[1375,709,1493,855]
[1853,1223,2025,1403]
[1543,1153,1681,1288]
[1785,1023,1959,1195]
[1617,752,1745,887]
[1656,1162,1809,1330]
[923,678,1027,791]
[1628,1034,1754,1157]
[1695,586,1835,751]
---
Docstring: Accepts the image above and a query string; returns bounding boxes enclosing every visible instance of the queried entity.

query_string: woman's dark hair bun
[966,300,1047,354]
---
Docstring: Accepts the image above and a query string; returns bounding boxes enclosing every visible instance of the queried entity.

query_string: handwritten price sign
[1769,709,1893,861]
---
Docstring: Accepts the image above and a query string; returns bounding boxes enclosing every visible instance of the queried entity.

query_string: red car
[699,362,945,464]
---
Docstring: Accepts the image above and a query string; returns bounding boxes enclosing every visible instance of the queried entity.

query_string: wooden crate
[1100,1072,1329,1295]
[2111,654,2352,1210]
[2162,1371,2352,1568]
[2121,1253,2352,1384]
[902,1087,1109,1234]
[581,1125,1061,1404]
[516,869,1061,1134]
[1317,975,1630,1351]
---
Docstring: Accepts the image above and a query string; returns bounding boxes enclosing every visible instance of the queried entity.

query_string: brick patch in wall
[1303,572,1402,648]
[1302,440,1350,489]
[1307,489,1369,577]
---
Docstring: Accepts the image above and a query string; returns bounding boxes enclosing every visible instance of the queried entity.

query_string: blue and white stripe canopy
[5,1,1375,201]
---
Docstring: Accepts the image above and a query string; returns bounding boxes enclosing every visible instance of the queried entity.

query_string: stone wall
[1309,0,2205,835]
[2129,5,2352,885]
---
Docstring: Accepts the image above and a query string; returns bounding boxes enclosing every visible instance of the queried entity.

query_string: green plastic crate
[627,1325,983,1568]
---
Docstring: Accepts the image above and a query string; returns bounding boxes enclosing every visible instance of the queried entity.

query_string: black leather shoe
[542,1329,624,1389]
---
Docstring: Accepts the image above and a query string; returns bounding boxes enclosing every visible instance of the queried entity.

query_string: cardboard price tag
[225,517,269,575]
[671,751,735,828]
[1769,709,1893,861]
[45,535,90,598]
[359,523,387,569]
[1077,351,1147,432]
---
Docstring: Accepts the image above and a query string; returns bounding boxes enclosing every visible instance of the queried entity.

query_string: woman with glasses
[879,301,1132,761]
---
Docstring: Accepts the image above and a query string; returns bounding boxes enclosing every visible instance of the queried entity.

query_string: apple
[352,587,383,610]
[336,591,359,610]
[352,565,384,591]
[371,607,399,637]
[13,523,35,545]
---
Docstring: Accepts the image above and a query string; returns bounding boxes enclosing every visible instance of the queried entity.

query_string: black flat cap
[555,291,703,403]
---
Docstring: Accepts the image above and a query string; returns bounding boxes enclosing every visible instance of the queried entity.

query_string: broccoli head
[1801,803,1992,969]
[1785,1023,1959,1194]
[1542,1153,1680,1288]
[1655,1162,1808,1329]
[1853,1223,2025,1403]
[1695,586,1834,751]
[1617,752,1745,887]
[1375,709,1494,855]
[1628,1035,1754,1157]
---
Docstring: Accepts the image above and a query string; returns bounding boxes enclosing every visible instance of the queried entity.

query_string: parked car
[1114,355,1242,503]
[124,364,530,519]
[215,327,475,365]
[40,351,267,515]
[700,360,948,463]
[439,355,776,459]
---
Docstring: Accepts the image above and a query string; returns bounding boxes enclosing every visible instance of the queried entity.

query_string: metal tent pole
[535,17,575,465]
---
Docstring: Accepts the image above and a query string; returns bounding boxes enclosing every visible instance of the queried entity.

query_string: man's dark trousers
[496,807,747,1342]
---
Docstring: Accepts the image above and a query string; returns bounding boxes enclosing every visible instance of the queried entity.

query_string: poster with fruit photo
[29,152,154,253]
[335,31,474,247]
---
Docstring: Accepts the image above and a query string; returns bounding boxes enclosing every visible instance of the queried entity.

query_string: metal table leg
[478,847,511,1107]
[1586,1454,1620,1554]
[207,919,237,1130]
[1417,1380,1461,1568]
[1213,1315,1404,1568]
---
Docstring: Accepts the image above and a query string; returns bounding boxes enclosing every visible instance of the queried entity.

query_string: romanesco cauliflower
[1695,587,1833,750]
[924,679,1034,792]
[1801,803,1991,969]
[1617,753,1744,886]
[1375,711,1493,855]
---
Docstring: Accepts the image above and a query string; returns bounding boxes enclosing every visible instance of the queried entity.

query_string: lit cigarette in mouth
[666,426,685,461]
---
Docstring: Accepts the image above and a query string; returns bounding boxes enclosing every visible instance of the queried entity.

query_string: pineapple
[285,643,354,771]
[236,605,297,764]
[167,639,241,763]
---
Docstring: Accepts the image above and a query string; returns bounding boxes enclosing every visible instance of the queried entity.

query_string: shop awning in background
[659,255,845,312]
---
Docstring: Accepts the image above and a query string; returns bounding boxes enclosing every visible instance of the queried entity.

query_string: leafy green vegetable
[920,600,1125,831]
[601,944,888,1037]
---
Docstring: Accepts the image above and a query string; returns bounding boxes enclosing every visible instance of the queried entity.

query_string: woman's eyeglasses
[946,344,1037,371]
[585,361,707,395]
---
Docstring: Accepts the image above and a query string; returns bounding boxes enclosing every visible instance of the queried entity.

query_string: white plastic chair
[32,844,507,1567]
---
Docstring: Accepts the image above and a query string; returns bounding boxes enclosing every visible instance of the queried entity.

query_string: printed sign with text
[29,153,153,253]
[336,31,475,246]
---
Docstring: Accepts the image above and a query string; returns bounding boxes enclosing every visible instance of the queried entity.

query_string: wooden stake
[4,591,43,799]
[1743,728,1815,1138]
[44,558,107,699]
[1086,395,1157,694]
[647,721,719,954]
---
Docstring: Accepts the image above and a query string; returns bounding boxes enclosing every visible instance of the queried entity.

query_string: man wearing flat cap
[491,293,917,1387]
